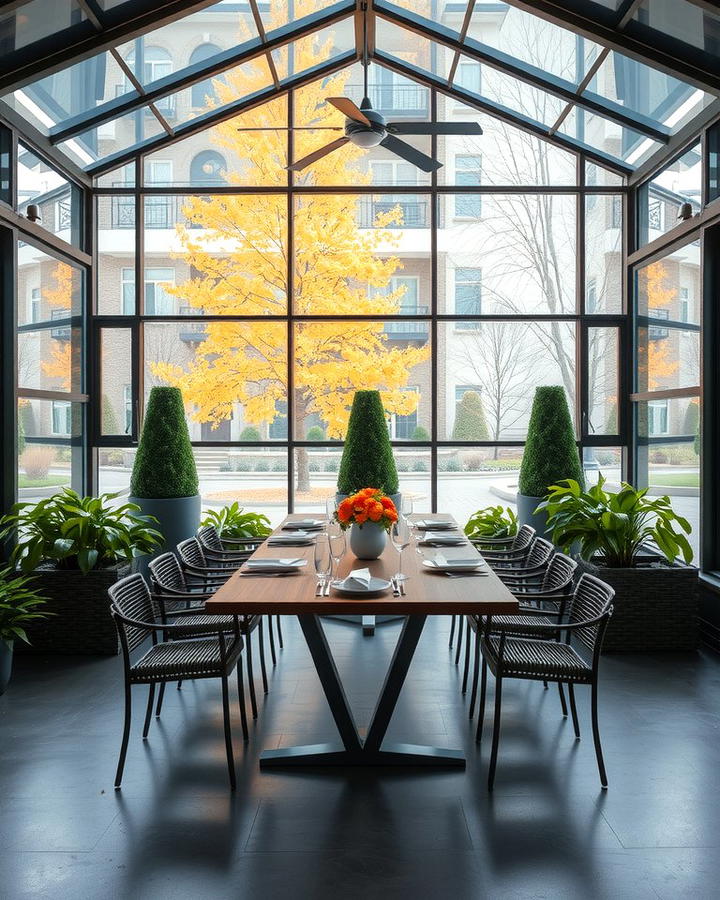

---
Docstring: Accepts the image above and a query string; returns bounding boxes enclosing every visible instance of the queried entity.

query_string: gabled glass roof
[0,0,717,177]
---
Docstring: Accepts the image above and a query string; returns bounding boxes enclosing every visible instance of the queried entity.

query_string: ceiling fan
[285,11,483,173]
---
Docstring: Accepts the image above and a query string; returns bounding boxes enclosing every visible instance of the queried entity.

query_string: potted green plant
[0,567,50,694]
[130,386,200,560]
[464,505,518,540]
[337,390,399,505]
[0,489,161,655]
[201,503,272,540]
[539,476,698,651]
[517,386,583,537]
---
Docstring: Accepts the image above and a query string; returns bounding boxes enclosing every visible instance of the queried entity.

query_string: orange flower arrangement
[335,488,398,532]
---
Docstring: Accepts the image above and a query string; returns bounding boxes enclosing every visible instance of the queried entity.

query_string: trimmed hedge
[239,425,261,442]
[337,390,399,494]
[452,390,489,441]
[518,386,583,497]
[130,387,199,499]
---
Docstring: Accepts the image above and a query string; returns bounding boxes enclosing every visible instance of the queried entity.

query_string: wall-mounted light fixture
[677,202,694,221]
[25,203,41,223]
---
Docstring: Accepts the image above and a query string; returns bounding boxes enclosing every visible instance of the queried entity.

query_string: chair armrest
[492,609,610,635]
[181,562,233,580]
[470,535,515,546]
[152,588,213,602]
[220,536,265,547]
[515,605,563,618]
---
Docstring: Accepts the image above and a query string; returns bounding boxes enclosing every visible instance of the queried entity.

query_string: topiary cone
[337,390,399,495]
[518,386,583,498]
[131,387,198,499]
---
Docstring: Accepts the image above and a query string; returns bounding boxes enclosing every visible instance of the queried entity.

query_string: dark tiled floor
[2,616,720,900]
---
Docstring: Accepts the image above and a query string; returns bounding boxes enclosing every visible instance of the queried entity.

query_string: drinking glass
[327,521,346,584]
[314,535,332,589]
[391,514,411,582]
[325,495,338,525]
[401,496,413,517]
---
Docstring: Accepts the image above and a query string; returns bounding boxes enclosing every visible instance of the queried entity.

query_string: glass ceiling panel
[375,18,449,79]
[584,51,710,130]
[258,0,346,33]
[114,3,257,87]
[630,0,720,56]
[558,106,661,168]
[0,1,89,53]
[271,18,355,81]
[59,110,169,169]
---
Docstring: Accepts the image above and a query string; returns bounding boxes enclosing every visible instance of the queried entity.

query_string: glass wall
[94,73,626,526]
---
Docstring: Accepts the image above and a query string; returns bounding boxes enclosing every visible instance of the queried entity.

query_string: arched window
[125,45,174,114]
[190,151,227,186]
[189,43,222,107]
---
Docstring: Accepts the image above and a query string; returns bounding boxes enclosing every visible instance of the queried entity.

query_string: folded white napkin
[339,567,373,590]
[422,532,466,544]
[417,520,455,530]
[283,519,323,530]
[269,531,311,542]
[245,557,304,568]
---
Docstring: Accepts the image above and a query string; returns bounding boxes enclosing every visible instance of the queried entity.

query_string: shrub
[309,459,320,472]
[395,458,410,472]
[21,446,55,480]
[411,425,430,442]
[201,502,271,539]
[444,457,461,472]
[465,506,518,539]
[412,459,428,472]
[272,458,286,472]
[236,459,252,472]
[518,386,583,497]
[130,387,198,499]
[452,390,489,441]
[255,459,270,472]
[17,413,25,456]
[683,399,699,436]
[337,391,399,494]
[462,453,483,472]
[239,426,261,442]
[324,458,339,473]
[0,567,51,645]
[605,401,618,435]
[306,425,326,441]
[102,394,119,435]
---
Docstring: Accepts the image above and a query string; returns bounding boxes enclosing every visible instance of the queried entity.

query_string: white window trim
[51,400,71,436]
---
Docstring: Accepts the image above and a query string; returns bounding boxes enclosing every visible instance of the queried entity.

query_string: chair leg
[461,619,472,694]
[142,683,156,740]
[468,626,480,719]
[449,615,456,649]
[568,682,581,739]
[454,617,465,666]
[268,614,277,666]
[488,674,503,791]
[591,680,608,788]
[177,680,183,690]
[258,618,269,695]
[115,680,132,789]
[557,681,568,717]
[276,615,284,649]
[221,674,236,791]
[154,681,165,718]
[476,656,488,744]
[246,631,258,719]
[543,680,548,690]
[237,660,249,742]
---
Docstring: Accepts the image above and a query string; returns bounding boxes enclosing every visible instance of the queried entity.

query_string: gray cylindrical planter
[0,639,13,695]
[516,493,551,539]
[130,494,201,565]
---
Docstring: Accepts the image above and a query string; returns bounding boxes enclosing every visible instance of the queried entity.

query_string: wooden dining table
[206,513,519,769]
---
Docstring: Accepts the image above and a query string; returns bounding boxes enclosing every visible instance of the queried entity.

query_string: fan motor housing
[345,107,386,148]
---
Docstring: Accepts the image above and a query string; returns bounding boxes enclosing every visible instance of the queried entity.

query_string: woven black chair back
[541,552,577,593]
[197,524,224,553]
[569,574,615,651]
[177,536,208,569]
[524,537,554,570]
[148,552,188,599]
[109,573,155,652]
[512,524,536,553]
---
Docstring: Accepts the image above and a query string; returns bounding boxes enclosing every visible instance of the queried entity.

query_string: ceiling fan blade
[237,126,343,131]
[387,122,483,135]
[327,97,372,125]
[287,136,350,171]
[380,134,442,173]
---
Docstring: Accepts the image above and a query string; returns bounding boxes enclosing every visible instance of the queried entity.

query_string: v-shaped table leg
[260,614,465,769]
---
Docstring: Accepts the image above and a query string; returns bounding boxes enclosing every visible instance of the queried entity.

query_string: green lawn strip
[18,475,71,488]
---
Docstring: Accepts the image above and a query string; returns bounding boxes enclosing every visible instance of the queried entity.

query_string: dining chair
[197,524,284,655]
[464,553,578,715]
[148,551,261,725]
[109,573,246,791]
[176,538,269,717]
[492,536,554,577]
[477,573,615,790]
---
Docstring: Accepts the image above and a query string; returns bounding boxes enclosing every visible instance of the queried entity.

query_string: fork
[315,578,326,597]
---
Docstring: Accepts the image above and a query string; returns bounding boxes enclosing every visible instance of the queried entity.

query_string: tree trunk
[295,446,310,494]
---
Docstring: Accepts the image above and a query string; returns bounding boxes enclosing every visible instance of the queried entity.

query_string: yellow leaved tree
[152,8,429,490]
[636,261,681,392]
[40,262,73,391]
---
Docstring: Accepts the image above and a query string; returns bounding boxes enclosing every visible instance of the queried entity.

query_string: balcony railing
[345,82,429,118]
[111,195,191,229]
[384,307,430,341]
[357,198,430,229]
[50,307,71,341]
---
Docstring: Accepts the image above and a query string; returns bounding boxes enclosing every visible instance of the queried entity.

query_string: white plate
[418,536,467,546]
[331,576,392,596]
[268,536,315,545]
[415,520,457,530]
[243,558,307,573]
[422,558,485,573]
[282,520,324,531]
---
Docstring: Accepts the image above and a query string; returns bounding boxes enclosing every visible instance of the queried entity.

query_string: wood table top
[205,514,520,616]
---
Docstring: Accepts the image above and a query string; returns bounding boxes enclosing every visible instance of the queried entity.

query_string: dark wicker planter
[577,558,699,652]
[17,564,131,656]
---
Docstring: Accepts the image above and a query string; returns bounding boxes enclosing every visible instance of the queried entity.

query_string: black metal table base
[259,613,466,769]
[320,613,406,636]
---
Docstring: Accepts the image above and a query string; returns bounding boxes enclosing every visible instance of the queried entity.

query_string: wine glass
[327,521,346,584]
[314,535,332,590]
[401,496,413,517]
[325,495,338,525]
[391,514,412,582]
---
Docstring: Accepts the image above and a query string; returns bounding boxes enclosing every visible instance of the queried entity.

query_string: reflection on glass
[588,328,619,436]
[585,195,622,314]
[641,142,702,246]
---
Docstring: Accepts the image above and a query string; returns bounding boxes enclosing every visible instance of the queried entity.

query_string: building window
[29,287,41,323]
[51,400,71,436]
[190,151,227,186]
[390,387,419,439]
[680,287,690,323]
[648,399,669,436]
[586,278,597,313]
[124,384,132,434]
[189,43,222,107]
[454,155,482,218]
[648,307,670,340]
[455,61,481,95]
[454,267,481,329]
[611,195,622,228]
[125,46,174,114]
[369,160,419,187]
[121,267,175,315]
